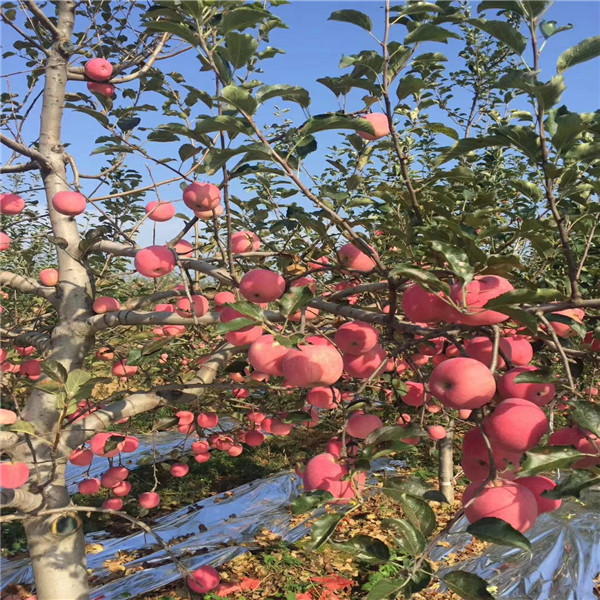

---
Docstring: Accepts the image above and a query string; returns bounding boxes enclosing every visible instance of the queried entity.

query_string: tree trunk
[20,2,94,598]
[439,421,455,504]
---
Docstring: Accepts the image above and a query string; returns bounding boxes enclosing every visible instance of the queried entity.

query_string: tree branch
[0,327,52,353]
[24,0,60,38]
[0,133,48,167]
[0,160,38,174]
[0,270,57,302]
[86,309,220,332]
[0,487,44,512]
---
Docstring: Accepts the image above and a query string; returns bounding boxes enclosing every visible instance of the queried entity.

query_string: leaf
[179,143,200,161]
[41,360,68,384]
[477,0,523,14]
[279,286,314,318]
[256,84,311,109]
[513,370,560,384]
[223,32,258,69]
[7,421,35,435]
[429,240,473,284]
[570,402,600,438]
[328,9,372,32]
[542,470,600,499]
[65,369,92,398]
[442,571,496,600]
[144,21,199,46]
[215,317,256,334]
[435,135,507,164]
[396,75,425,100]
[71,106,109,127]
[117,117,140,132]
[540,20,573,40]
[299,114,375,137]
[367,578,406,600]
[220,85,257,115]
[483,288,567,308]
[387,265,451,295]
[518,446,588,477]
[381,517,426,555]
[148,130,180,142]
[467,517,532,552]
[405,24,461,44]
[331,535,390,564]
[365,424,425,447]
[226,301,263,321]
[428,122,460,140]
[468,18,527,54]
[557,36,600,72]
[305,513,343,551]
[220,6,269,33]
[397,493,436,536]
[291,490,334,514]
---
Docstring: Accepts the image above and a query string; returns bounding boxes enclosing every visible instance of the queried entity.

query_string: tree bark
[18,2,94,598]
[439,422,455,504]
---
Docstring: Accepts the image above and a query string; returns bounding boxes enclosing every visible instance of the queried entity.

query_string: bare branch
[0,133,48,167]
[0,327,52,353]
[86,309,220,332]
[0,487,44,513]
[0,271,57,302]
[24,0,60,38]
[0,160,38,174]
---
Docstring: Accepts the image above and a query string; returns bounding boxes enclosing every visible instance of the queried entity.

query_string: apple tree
[1,1,599,599]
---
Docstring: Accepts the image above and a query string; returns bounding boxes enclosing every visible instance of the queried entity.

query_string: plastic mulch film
[432,485,600,600]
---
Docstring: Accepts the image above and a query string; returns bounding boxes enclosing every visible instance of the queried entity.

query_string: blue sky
[2,1,599,247]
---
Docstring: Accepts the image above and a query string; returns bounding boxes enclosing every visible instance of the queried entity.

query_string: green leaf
[70,106,109,127]
[367,578,406,600]
[225,301,263,321]
[7,421,35,435]
[442,570,496,600]
[467,517,531,552]
[144,21,199,46]
[570,402,600,437]
[428,123,460,140]
[397,493,436,536]
[328,9,372,32]
[223,32,258,69]
[545,313,587,339]
[396,75,425,100]
[429,240,474,284]
[220,6,269,33]
[279,286,314,319]
[508,179,543,202]
[364,425,424,447]
[256,84,311,109]
[557,36,600,73]
[179,143,200,162]
[299,114,376,137]
[435,135,507,164]
[477,1,523,14]
[540,20,574,40]
[41,360,68,384]
[117,117,140,132]
[483,288,567,308]
[513,370,560,384]
[381,517,426,555]
[215,317,256,334]
[387,265,451,295]
[518,446,588,477]
[542,470,600,499]
[493,306,539,334]
[291,490,334,514]
[331,535,390,564]
[148,130,181,142]
[468,18,526,54]
[220,85,257,115]
[305,512,343,551]
[405,24,461,44]
[520,1,550,17]
[65,369,92,398]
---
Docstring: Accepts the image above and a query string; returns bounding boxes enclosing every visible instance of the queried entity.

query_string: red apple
[93,296,121,313]
[0,232,10,251]
[39,268,59,287]
[357,113,390,141]
[134,246,176,278]
[334,320,379,355]
[52,191,87,216]
[188,565,220,594]
[282,341,344,387]
[145,201,175,222]
[497,366,555,406]
[85,58,113,82]
[345,412,383,439]
[239,269,286,303]
[182,182,221,211]
[248,334,290,376]
[231,231,260,253]
[0,193,25,215]
[139,491,160,509]
[338,243,377,273]
[87,82,115,97]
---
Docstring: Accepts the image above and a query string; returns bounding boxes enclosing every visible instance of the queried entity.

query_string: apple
[484,397,549,454]
[402,284,449,323]
[0,193,25,215]
[463,480,538,533]
[93,296,121,313]
[248,334,290,376]
[342,344,388,379]
[497,366,555,406]
[427,425,447,440]
[102,498,124,510]
[194,204,223,220]
[84,58,113,81]
[182,182,221,211]
[0,232,10,251]
[231,231,261,253]
[306,386,341,409]
[69,448,93,467]
[401,381,427,407]
[219,306,263,346]
[239,269,286,303]
[122,436,139,452]
[547,308,585,337]
[96,347,114,361]
[194,452,211,463]
[188,565,220,594]
[281,341,344,387]
[87,82,115,97]
[91,432,125,457]
[175,295,209,318]
[174,239,194,255]
[515,476,561,514]
[448,275,514,325]
[197,412,219,428]
[245,430,265,447]
[52,191,87,216]
[170,463,189,477]
[464,336,506,369]
[0,462,29,489]
[139,491,160,509]
[338,242,377,273]
[334,320,379,355]
[498,335,533,366]
[111,481,132,497]
[19,359,42,380]
[357,113,390,141]
[39,268,59,287]
[78,478,101,495]
[192,440,210,454]
[345,412,383,439]
[428,357,496,409]
[112,360,138,377]
[134,246,176,278]
[145,201,175,222]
